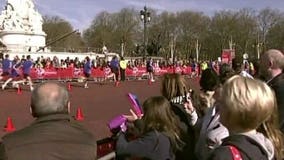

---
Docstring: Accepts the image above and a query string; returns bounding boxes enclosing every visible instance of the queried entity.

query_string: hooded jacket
[208,132,274,160]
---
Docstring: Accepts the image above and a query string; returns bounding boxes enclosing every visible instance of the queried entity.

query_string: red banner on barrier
[222,49,235,64]
[28,66,194,80]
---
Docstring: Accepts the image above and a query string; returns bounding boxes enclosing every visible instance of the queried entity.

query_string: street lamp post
[140,6,151,57]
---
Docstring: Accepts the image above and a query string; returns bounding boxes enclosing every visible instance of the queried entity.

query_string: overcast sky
[1,0,283,31]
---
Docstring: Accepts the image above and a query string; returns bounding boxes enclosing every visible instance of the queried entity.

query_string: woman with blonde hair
[209,75,283,160]
[116,96,183,160]
[257,106,284,160]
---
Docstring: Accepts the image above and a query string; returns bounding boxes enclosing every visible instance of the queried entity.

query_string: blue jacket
[22,60,33,74]
[83,61,92,74]
[2,58,11,73]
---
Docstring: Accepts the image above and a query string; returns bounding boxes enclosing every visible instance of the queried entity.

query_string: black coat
[208,134,273,160]
[117,102,196,160]
[170,103,197,160]
[267,73,284,133]
[0,114,97,160]
[116,131,174,160]
[120,103,197,160]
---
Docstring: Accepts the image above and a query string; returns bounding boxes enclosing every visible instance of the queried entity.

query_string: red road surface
[0,77,199,141]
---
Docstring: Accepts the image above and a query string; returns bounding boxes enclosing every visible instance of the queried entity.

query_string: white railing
[97,152,116,160]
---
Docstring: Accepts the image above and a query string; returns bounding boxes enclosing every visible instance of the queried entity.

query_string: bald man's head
[263,49,284,68]
[260,49,284,79]
[31,82,69,117]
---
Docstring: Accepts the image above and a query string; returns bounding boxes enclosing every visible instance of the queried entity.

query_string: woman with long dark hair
[160,73,197,160]
[116,96,183,160]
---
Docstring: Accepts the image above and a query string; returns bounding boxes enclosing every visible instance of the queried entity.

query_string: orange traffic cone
[67,82,72,91]
[75,107,84,121]
[17,86,22,95]
[4,117,15,132]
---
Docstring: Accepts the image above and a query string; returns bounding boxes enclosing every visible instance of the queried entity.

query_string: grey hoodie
[244,132,274,160]
[209,132,275,160]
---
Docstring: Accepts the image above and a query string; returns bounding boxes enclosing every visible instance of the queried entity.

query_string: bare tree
[43,16,84,52]
[257,8,282,49]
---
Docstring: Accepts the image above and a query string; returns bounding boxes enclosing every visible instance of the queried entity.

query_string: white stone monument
[0,0,46,52]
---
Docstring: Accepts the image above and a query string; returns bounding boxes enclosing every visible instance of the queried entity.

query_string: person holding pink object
[116,96,183,160]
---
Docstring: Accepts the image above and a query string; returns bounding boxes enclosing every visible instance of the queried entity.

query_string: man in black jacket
[260,49,284,133]
[0,82,97,160]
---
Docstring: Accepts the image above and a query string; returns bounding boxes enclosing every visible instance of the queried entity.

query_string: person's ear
[268,59,273,68]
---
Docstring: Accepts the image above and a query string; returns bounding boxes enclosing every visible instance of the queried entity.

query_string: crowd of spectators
[0,53,204,72]
[114,49,284,160]
[0,49,283,160]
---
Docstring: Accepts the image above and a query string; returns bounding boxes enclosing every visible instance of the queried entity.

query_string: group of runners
[0,54,157,91]
[0,54,34,91]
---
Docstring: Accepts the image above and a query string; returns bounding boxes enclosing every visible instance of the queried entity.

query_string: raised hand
[123,109,143,122]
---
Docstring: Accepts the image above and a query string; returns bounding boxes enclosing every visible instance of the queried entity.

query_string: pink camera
[127,93,143,117]
[108,115,127,133]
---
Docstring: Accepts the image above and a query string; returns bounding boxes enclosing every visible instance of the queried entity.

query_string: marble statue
[0,0,46,52]
[0,0,43,33]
